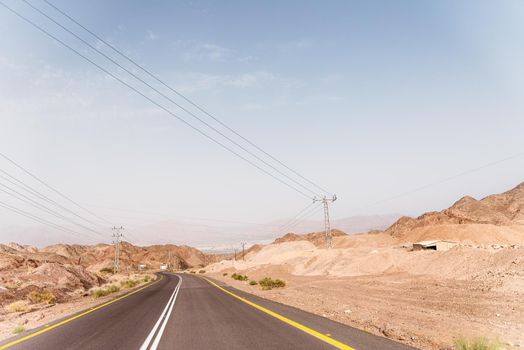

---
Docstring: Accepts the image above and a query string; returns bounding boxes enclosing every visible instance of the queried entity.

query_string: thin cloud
[146,30,158,41]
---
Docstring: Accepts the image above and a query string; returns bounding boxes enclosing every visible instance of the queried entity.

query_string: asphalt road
[0,273,417,350]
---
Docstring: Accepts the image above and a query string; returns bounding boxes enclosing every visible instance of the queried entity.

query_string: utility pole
[313,195,337,249]
[234,248,238,261]
[241,242,246,261]
[112,226,124,274]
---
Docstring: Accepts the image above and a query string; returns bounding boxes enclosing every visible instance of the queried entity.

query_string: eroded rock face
[386,181,524,238]
[0,240,213,306]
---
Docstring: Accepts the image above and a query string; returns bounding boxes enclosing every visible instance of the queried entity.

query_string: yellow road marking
[0,275,163,350]
[203,278,356,350]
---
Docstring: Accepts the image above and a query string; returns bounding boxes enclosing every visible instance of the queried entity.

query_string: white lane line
[149,275,182,350]
[140,275,182,350]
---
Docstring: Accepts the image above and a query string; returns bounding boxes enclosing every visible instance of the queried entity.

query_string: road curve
[0,272,416,350]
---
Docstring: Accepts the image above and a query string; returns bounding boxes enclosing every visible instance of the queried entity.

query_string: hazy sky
[0,0,523,246]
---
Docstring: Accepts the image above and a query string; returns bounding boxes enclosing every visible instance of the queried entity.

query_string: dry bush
[99,267,114,274]
[6,301,30,313]
[121,280,138,288]
[27,291,56,304]
[91,284,120,299]
[231,273,248,281]
[454,336,502,350]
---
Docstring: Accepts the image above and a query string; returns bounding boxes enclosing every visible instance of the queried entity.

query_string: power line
[0,181,107,239]
[0,2,314,199]
[0,152,113,226]
[20,0,321,199]
[0,199,97,242]
[357,151,524,212]
[0,167,109,232]
[83,203,297,228]
[278,202,315,232]
[40,0,332,197]
[282,204,324,233]
[279,202,322,233]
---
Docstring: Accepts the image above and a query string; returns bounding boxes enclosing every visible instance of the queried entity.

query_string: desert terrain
[1,182,523,349]
[0,242,213,340]
[207,182,524,349]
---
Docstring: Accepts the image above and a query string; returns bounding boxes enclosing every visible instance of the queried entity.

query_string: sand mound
[273,229,347,247]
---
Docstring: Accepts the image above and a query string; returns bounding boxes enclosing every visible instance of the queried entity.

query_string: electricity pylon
[112,226,124,274]
[313,195,337,248]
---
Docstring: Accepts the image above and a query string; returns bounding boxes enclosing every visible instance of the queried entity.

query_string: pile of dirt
[387,182,524,240]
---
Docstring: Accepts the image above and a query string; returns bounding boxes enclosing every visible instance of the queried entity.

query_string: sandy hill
[273,229,347,247]
[386,182,524,244]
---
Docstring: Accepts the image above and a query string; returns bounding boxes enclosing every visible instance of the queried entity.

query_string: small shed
[159,264,168,270]
[138,264,147,271]
[412,240,457,252]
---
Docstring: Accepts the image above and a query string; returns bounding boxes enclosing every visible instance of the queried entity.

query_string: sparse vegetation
[222,272,228,276]
[249,280,258,286]
[190,270,196,274]
[258,277,286,290]
[231,273,248,281]
[91,284,120,299]
[121,279,139,288]
[454,336,502,350]
[6,301,30,313]
[13,326,25,334]
[143,275,151,282]
[27,290,56,304]
[107,284,120,293]
[99,267,114,274]
[199,270,206,274]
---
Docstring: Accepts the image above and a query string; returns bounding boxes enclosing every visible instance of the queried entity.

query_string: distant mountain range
[129,213,401,250]
[0,212,401,249]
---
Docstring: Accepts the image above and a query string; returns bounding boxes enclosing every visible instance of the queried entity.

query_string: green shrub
[231,273,248,281]
[121,280,139,288]
[99,267,114,274]
[199,270,206,274]
[27,291,56,304]
[249,280,258,286]
[258,277,286,290]
[454,336,502,350]
[143,275,151,282]
[13,326,25,334]
[222,272,228,276]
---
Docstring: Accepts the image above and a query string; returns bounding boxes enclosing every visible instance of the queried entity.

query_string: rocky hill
[386,182,524,240]
[0,241,213,307]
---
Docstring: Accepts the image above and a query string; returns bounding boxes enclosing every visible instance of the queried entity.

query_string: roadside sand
[206,234,524,350]
[209,269,523,350]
